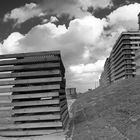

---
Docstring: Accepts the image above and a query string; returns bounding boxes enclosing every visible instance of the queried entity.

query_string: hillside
[67,76,140,140]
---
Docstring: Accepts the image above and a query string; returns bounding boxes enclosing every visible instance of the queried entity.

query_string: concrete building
[99,58,111,86]
[111,31,140,81]
[135,49,140,75]
[100,31,140,86]
[135,13,140,75]
[138,13,140,30]
[0,51,69,137]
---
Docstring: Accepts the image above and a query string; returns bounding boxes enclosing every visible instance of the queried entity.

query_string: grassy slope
[69,76,140,140]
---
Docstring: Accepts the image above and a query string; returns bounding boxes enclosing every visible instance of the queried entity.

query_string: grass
[69,76,140,140]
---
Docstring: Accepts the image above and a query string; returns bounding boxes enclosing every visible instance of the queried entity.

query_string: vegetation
[68,76,140,140]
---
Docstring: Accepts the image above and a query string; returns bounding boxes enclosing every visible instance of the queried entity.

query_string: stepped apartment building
[99,58,111,86]
[100,31,140,86]
[135,48,140,75]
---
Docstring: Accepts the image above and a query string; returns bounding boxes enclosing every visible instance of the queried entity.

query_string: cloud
[0,15,107,92]
[13,15,106,65]
[68,59,105,91]
[0,32,24,54]
[40,0,112,18]
[50,16,58,23]
[41,0,90,18]
[3,3,45,25]
[79,0,113,10]
[107,3,140,30]
[2,0,112,27]
[70,60,105,74]
[1,3,140,92]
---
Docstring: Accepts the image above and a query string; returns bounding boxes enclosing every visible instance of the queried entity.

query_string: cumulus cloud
[1,3,140,92]
[68,59,105,91]
[107,3,140,30]
[50,16,58,23]
[41,0,90,18]
[70,60,105,74]
[3,3,45,25]
[67,60,105,91]
[79,0,113,10]
[40,0,112,18]
[0,32,24,54]
[3,0,113,26]
[0,15,107,91]
[9,15,106,65]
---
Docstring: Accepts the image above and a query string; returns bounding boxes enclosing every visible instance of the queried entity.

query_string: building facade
[99,58,111,86]
[135,49,140,75]
[0,51,69,137]
[100,31,140,86]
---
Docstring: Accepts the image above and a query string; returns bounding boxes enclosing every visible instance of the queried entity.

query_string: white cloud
[0,32,24,54]
[66,16,107,44]
[42,19,48,24]
[40,0,112,18]
[42,16,58,24]
[12,15,106,65]
[83,47,90,59]
[50,16,58,23]
[3,3,45,25]
[68,59,105,90]
[70,60,105,74]
[0,15,107,92]
[107,3,140,30]
[2,0,112,27]
[78,0,113,10]
[1,3,140,92]
[68,61,104,91]
[41,0,90,18]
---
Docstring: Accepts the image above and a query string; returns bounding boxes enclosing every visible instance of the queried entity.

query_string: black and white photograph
[0,0,140,139]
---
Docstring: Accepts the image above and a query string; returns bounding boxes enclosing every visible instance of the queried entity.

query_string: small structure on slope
[66,88,77,99]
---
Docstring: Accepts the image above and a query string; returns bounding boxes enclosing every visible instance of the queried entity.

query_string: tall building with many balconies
[111,31,140,82]
[100,31,140,86]
[135,48,140,75]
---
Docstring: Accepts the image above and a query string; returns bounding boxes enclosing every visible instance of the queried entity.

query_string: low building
[66,88,77,99]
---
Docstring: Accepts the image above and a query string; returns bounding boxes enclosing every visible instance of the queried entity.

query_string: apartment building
[99,58,111,86]
[133,13,140,76]
[111,31,140,81]
[135,48,140,75]
[100,31,140,86]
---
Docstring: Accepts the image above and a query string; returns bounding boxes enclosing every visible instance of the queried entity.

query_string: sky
[0,0,140,92]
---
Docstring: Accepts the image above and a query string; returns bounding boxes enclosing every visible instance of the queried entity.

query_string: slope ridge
[67,76,140,140]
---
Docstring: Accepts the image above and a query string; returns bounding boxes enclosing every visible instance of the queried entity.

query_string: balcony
[114,71,126,80]
[114,67,125,77]
[113,57,135,70]
[112,52,134,65]
[112,48,134,61]
[113,41,131,54]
